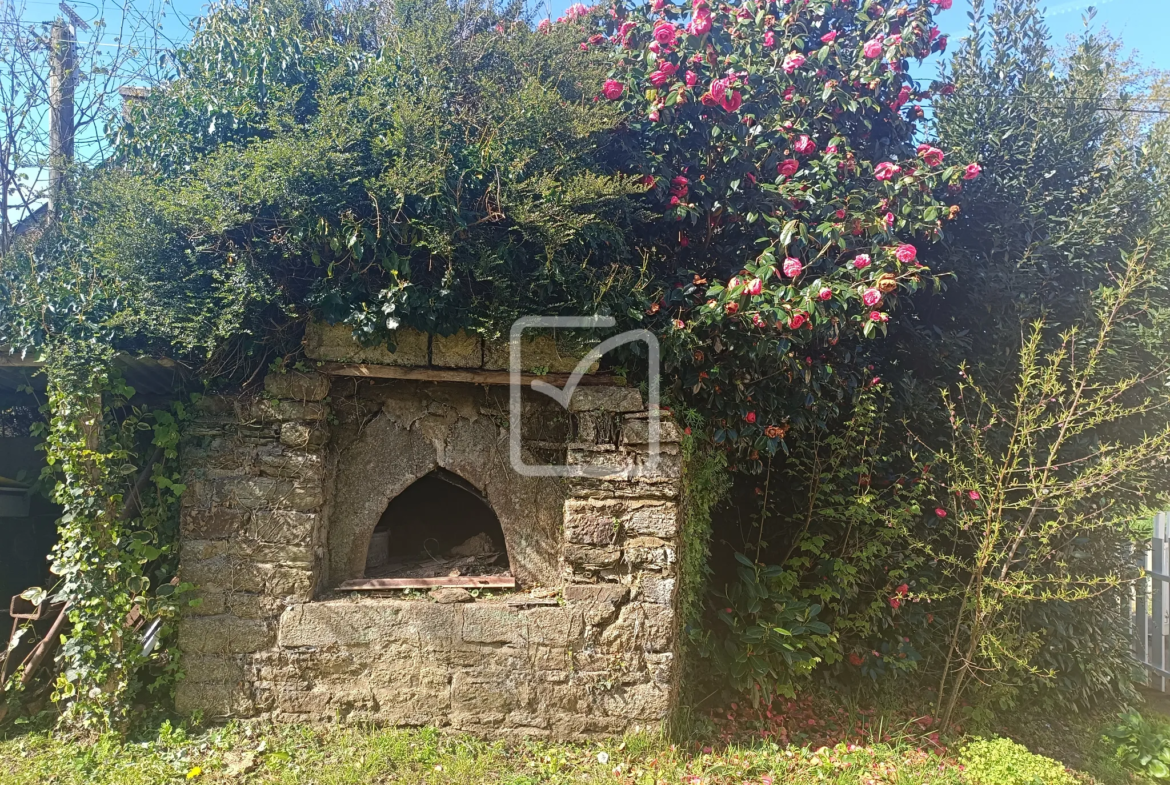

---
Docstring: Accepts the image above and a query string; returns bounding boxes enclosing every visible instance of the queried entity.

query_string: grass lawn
[0,721,963,785]
[0,690,1150,784]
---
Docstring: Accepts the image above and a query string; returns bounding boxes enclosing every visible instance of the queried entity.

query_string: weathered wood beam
[338,576,517,591]
[318,362,620,387]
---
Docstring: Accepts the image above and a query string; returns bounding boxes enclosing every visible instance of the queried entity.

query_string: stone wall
[176,365,685,738]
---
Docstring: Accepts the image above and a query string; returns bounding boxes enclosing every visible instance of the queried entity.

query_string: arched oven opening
[364,469,511,581]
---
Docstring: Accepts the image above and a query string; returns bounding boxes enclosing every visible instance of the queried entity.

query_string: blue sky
[26,0,1169,73]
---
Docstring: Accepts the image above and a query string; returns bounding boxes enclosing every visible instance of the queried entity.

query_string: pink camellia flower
[652,0,666,9]
[783,85,796,101]
[648,109,661,122]
[935,507,948,517]
[968,490,980,500]
[602,79,624,100]
[728,275,742,290]
[725,301,739,315]
[963,162,982,180]
[764,30,775,48]
[931,0,953,8]
[673,319,685,329]
[835,209,846,219]
[782,257,803,277]
[648,40,661,53]
[885,212,895,228]
[782,52,806,74]
[818,287,832,301]
[863,37,884,58]
[537,18,552,31]
[653,21,677,45]
[745,277,762,295]
[862,287,882,306]
[853,254,872,269]
[870,310,887,322]
[565,2,589,18]
[720,90,743,112]
[649,70,670,87]
[751,313,766,328]
[618,20,636,36]
[744,411,757,424]
[820,30,838,44]
[889,597,901,609]
[707,77,728,101]
[684,70,698,87]
[825,144,838,154]
[874,161,901,181]
[687,9,712,35]
[777,158,799,177]
[659,60,679,76]
[794,135,817,155]
[895,244,917,263]
[917,144,944,167]
[788,311,807,329]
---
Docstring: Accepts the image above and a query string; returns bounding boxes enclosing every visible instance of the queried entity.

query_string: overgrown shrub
[959,737,1078,785]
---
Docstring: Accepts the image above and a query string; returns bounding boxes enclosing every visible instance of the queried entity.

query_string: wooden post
[48,18,76,219]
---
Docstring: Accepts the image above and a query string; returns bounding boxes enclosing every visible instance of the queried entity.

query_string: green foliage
[677,428,731,634]
[10,345,192,731]
[959,737,1078,785]
[910,253,1170,727]
[1105,711,1170,780]
[693,553,832,706]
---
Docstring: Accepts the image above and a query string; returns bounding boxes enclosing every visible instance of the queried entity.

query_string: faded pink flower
[777,158,799,177]
[895,244,917,263]
[782,52,806,74]
[602,79,624,100]
[687,9,712,35]
[874,161,901,181]
[537,18,551,31]
[794,135,816,155]
[565,2,589,19]
[862,287,882,306]
[917,144,944,166]
[782,257,803,277]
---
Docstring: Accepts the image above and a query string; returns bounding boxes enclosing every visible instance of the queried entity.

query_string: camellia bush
[588,0,979,463]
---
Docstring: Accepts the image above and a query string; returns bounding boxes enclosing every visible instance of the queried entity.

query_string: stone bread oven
[175,325,688,738]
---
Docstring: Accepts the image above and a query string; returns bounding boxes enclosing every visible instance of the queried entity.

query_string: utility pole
[48,17,76,221]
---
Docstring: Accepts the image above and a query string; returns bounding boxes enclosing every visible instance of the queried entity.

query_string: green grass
[0,720,967,785]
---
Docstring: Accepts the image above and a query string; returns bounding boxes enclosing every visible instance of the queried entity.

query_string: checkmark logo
[509,316,659,478]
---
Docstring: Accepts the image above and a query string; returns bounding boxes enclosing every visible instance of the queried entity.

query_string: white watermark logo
[509,315,659,478]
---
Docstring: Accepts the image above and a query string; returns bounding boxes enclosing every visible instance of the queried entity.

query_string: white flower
[597,751,609,764]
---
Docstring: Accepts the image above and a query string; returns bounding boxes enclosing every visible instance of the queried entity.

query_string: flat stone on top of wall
[431,330,483,368]
[303,321,430,366]
[567,387,643,413]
